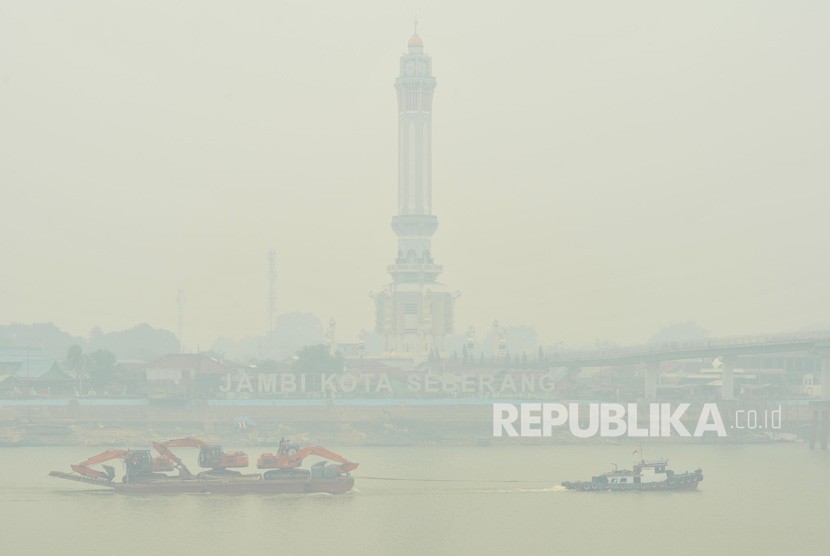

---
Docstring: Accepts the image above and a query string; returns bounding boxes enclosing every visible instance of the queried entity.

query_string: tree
[255,359,278,372]
[210,312,325,362]
[294,344,344,374]
[0,322,84,359]
[88,323,178,362]
[270,313,325,359]
[65,344,87,373]
[87,349,119,383]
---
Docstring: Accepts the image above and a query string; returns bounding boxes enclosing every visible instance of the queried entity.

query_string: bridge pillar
[809,354,830,449]
[643,361,659,401]
[809,401,830,450]
[721,358,735,401]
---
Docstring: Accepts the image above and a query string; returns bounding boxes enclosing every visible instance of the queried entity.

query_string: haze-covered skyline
[2,1,828,350]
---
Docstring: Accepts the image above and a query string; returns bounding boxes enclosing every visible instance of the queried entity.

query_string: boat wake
[471,485,565,494]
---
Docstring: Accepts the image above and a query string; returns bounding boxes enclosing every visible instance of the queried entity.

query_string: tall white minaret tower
[390,28,441,284]
[396,29,436,217]
[372,28,459,360]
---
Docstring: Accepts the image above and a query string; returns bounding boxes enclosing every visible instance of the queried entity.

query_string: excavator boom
[70,449,173,481]
[71,449,128,480]
[152,441,194,477]
[257,446,359,474]
[157,437,208,448]
[153,437,248,472]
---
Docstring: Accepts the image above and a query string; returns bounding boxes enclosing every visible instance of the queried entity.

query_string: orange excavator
[152,437,249,478]
[256,445,359,476]
[71,449,174,482]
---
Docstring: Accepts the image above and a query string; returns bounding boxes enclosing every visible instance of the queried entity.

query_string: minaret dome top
[408,34,424,54]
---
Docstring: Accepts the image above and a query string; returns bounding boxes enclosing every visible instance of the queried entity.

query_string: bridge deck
[549,332,830,368]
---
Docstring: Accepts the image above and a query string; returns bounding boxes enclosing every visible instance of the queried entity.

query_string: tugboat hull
[563,472,702,491]
[562,458,703,492]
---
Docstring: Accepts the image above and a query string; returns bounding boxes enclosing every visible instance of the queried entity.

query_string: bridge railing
[550,330,830,364]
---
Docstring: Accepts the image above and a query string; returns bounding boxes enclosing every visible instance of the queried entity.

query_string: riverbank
[0,398,812,448]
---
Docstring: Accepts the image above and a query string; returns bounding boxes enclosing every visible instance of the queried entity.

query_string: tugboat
[562,457,703,491]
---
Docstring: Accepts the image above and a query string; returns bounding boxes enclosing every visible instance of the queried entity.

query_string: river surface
[2,444,829,555]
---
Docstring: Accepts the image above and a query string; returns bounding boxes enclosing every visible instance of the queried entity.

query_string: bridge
[548,330,830,402]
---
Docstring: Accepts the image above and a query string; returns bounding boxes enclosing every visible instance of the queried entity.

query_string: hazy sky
[1,1,828,350]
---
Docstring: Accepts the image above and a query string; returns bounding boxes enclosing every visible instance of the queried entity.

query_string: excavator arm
[152,441,194,478]
[153,437,248,473]
[257,446,359,474]
[71,449,128,481]
[157,437,208,449]
[71,449,174,481]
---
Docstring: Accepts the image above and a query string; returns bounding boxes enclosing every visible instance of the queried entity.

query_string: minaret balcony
[395,257,435,265]
[388,262,443,273]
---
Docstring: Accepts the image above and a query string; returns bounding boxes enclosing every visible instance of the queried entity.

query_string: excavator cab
[124,450,154,483]
[197,445,249,469]
[197,445,224,469]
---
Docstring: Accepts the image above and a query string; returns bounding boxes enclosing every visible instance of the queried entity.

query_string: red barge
[49,437,358,495]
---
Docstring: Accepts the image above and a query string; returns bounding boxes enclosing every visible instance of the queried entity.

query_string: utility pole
[267,249,278,338]
[177,289,186,353]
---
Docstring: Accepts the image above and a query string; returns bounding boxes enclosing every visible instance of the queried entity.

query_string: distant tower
[371,28,459,359]
[326,317,337,355]
[465,326,477,353]
[492,319,508,360]
[267,249,278,338]
[176,289,186,353]
[463,325,481,361]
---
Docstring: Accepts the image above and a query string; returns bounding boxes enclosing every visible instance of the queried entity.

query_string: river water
[2,444,829,555]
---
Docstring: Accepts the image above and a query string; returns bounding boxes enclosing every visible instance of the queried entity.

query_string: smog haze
[1,1,828,349]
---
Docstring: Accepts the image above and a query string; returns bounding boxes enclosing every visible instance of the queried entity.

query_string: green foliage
[0,322,85,358]
[255,359,278,372]
[88,323,178,362]
[293,344,344,374]
[65,344,86,372]
[0,322,177,362]
[87,349,119,381]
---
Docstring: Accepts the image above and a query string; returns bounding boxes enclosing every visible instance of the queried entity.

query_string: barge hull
[49,471,354,495]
